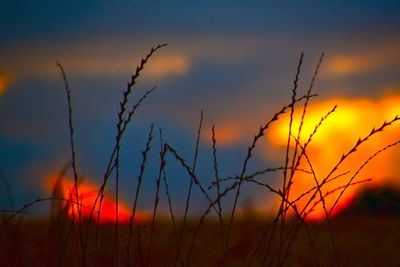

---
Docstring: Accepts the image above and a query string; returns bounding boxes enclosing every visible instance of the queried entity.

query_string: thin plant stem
[176,110,203,266]
[328,139,400,216]
[212,125,223,220]
[126,124,154,266]
[278,116,400,264]
[90,44,166,254]
[148,143,167,263]
[158,129,179,254]
[56,61,85,266]
[224,91,317,253]
[278,52,303,265]
[285,53,325,214]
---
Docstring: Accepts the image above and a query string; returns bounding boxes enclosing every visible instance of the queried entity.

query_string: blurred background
[1,1,399,218]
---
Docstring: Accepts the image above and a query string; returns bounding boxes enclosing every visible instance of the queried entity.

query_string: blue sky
[1,1,400,216]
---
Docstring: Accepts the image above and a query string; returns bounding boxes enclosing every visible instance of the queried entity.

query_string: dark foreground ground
[1,213,400,267]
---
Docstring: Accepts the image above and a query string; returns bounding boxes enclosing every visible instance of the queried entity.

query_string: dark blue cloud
[2,1,399,45]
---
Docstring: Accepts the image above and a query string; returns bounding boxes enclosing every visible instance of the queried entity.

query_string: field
[1,45,400,267]
[2,215,400,266]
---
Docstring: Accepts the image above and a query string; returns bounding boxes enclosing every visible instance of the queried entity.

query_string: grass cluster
[1,44,400,266]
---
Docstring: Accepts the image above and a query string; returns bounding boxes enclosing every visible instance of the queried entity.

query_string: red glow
[306,195,356,222]
[45,175,148,224]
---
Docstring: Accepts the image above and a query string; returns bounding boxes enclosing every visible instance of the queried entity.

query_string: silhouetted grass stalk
[90,44,166,254]
[175,111,203,266]
[126,124,154,265]
[148,142,167,263]
[158,129,180,261]
[278,53,303,265]
[56,61,86,265]
[224,90,317,254]
[5,47,400,267]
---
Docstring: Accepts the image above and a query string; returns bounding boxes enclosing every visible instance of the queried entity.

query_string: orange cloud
[66,53,190,79]
[204,123,244,146]
[0,73,12,95]
[44,175,149,224]
[267,94,400,220]
[324,56,378,76]
[322,45,400,77]
[143,54,190,78]
[1,39,191,82]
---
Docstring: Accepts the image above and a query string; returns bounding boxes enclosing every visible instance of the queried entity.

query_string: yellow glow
[268,95,400,220]
[270,98,375,148]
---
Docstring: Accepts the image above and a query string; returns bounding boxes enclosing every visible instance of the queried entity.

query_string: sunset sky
[1,1,399,218]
